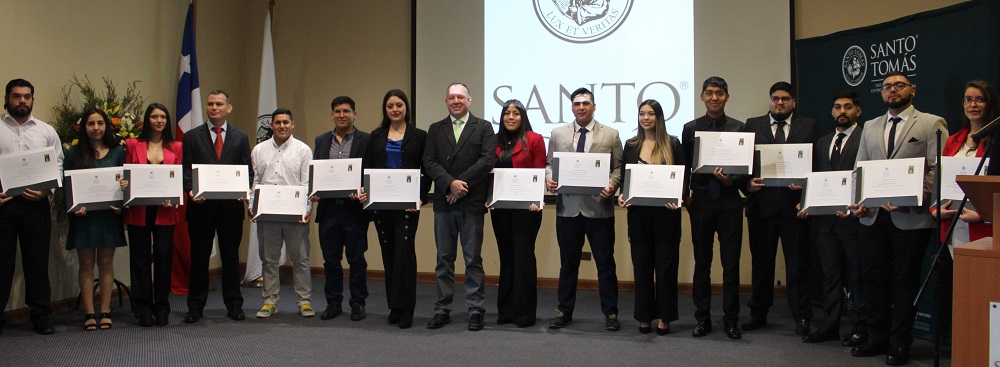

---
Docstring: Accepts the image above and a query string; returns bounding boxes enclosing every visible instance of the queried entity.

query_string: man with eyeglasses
[742,82,819,337]
[848,71,946,365]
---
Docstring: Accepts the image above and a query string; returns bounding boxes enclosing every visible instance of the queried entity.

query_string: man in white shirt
[0,78,62,335]
[249,108,315,318]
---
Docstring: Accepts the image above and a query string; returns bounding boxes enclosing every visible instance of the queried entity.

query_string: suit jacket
[681,115,746,200]
[812,126,862,234]
[366,125,431,205]
[181,123,253,221]
[494,131,546,169]
[423,113,497,213]
[744,113,819,218]
[545,120,624,218]
[124,138,183,226]
[313,128,371,223]
[855,106,948,229]
[620,135,685,196]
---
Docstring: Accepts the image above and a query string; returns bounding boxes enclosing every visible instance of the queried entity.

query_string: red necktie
[213,127,224,159]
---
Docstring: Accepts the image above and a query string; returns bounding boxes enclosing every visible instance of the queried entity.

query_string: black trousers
[186,208,244,311]
[688,190,742,324]
[127,206,175,317]
[317,201,369,309]
[746,210,812,320]
[491,208,542,324]
[373,210,418,312]
[555,215,617,316]
[0,198,52,324]
[859,210,931,347]
[816,225,866,333]
[627,206,680,324]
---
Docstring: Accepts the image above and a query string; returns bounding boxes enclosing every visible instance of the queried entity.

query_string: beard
[6,102,31,118]
[884,94,912,110]
[770,111,792,122]
[835,115,854,129]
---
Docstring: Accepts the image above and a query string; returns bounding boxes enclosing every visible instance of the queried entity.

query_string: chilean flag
[171,2,202,295]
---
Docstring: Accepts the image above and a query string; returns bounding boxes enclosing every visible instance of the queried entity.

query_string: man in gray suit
[545,87,624,331]
[848,71,947,366]
[423,83,497,331]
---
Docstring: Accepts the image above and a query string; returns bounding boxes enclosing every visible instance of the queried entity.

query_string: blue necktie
[576,127,587,152]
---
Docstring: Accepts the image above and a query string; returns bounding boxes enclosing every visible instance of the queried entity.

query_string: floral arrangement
[52,75,145,152]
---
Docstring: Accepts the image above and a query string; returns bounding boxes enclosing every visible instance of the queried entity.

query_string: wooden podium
[952,175,1000,366]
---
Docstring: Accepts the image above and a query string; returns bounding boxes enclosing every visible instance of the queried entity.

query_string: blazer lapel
[348,132,362,158]
[889,109,920,159]
[454,118,476,153]
[136,140,149,164]
[787,116,804,143]
[760,120,775,144]
[872,117,889,159]
[587,123,603,153]
[201,126,219,163]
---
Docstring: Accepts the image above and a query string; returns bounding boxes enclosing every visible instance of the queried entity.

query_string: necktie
[886,117,901,157]
[774,120,787,144]
[453,119,463,142]
[708,119,723,200]
[830,132,846,165]
[576,127,588,152]
[213,126,224,159]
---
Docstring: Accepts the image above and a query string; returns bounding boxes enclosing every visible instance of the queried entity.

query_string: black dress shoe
[691,320,712,337]
[514,317,535,328]
[639,323,652,334]
[794,318,811,336]
[885,345,909,366]
[851,341,889,357]
[841,331,868,347]
[138,315,154,327]
[605,314,621,331]
[227,308,246,321]
[724,323,742,340]
[184,310,203,324]
[548,312,572,329]
[320,306,343,321]
[741,316,767,331]
[350,306,366,321]
[398,309,414,329]
[32,319,55,335]
[802,328,839,343]
[656,323,670,336]
[496,315,513,325]
[387,309,401,324]
[468,313,484,331]
[427,313,451,329]
[154,314,169,327]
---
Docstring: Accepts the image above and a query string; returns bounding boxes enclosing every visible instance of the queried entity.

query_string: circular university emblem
[533,0,633,44]
[842,45,867,87]
[256,114,273,143]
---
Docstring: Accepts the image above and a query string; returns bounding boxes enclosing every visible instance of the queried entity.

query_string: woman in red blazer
[121,103,183,327]
[490,99,545,327]
[932,80,999,245]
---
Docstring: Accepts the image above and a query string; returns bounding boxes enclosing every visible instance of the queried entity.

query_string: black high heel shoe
[398,309,414,329]
[84,314,97,331]
[639,323,652,334]
[656,322,670,336]
[98,312,112,330]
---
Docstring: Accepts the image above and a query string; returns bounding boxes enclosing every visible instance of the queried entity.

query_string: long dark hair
[626,99,674,165]
[496,99,534,160]
[139,103,174,142]
[73,108,119,169]
[379,89,411,130]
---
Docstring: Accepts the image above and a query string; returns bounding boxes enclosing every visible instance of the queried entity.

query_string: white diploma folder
[551,152,611,195]
[853,157,925,208]
[362,169,421,210]
[621,164,685,206]
[487,168,545,209]
[799,170,853,216]
[192,164,250,200]
[0,146,61,196]
[64,166,124,213]
[753,143,812,186]
[252,184,309,222]
[691,131,755,174]
[308,158,362,198]
[123,164,184,207]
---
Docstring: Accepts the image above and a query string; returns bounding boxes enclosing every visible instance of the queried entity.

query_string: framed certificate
[853,157,924,207]
[251,185,308,222]
[621,164,685,206]
[362,169,421,210]
[691,131,755,174]
[799,170,853,216]
[308,158,362,198]
[192,164,249,200]
[551,152,611,195]
[123,164,184,207]
[487,168,545,209]
[939,156,989,202]
[0,146,61,196]
[753,143,812,186]
[64,166,124,213]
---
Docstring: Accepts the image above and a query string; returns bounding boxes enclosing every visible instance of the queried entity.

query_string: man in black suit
[743,82,819,336]
[799,91,867,346]
[422,83,497,331]
[312,96,371,321]
[681,76,746,339]
[182,89,253,323]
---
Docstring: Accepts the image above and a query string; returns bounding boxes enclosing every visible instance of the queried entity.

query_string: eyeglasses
[881,82,912,91]
[770,96,793,103]
[963,96,987,106]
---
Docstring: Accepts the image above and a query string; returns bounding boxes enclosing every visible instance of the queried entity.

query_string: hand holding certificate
[853,157,924,208]
[123,164,184,207]
[192,164,250,200]
[0,146,62,196]
[488,168,545,209]
[309,158,362,198]
[621,164,685,206]
[551,152,611,195]
[64,167,124,213]
[754,143,812,186]
[691,131,755,174]
[362,169,421,210]
[251,185,309,222]
[799,170,853,216]
[939,156,989,202]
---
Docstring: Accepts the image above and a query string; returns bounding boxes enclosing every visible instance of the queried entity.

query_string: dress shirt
[451,111,470,137]
[1,114,64,175]
[883,105,914,152]
[770,113,792,139]
[572,120,595,152]
[208,121,229,144]
[328,128,355,159]
[829,124,857,160]
[250,135,313,211]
